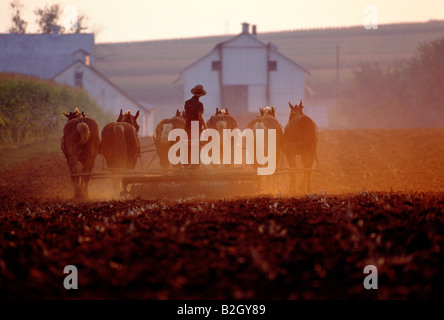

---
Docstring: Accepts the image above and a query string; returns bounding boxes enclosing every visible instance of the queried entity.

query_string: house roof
[0,33,95,79]
[52,60,154,114]
[180,32,310,75]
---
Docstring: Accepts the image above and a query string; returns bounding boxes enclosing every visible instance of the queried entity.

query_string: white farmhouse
[0,30,155,136]
[179,23,317,127]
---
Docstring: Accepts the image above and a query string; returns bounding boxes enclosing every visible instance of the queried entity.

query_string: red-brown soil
[0,129,443,299]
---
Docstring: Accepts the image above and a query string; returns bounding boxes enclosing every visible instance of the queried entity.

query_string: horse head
[289,100,304,121]
[118,109,140,133]
[63,108,85,121]
[175,109,186,119]
[215,108,229,115]
[263,106,276,118]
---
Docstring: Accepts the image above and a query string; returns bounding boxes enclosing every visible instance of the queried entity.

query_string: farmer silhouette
[184,85,207,166]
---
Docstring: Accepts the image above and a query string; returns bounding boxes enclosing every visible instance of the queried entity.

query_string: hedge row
[0,73,112,145]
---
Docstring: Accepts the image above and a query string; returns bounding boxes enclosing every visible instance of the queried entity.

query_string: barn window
[74,71,83,88]
[212,61,221,71]
[268,61,277,71]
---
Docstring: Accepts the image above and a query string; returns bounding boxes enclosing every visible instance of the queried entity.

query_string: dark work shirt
[184,96,204,124]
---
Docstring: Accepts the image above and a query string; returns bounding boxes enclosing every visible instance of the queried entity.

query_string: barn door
[222,85,248,115]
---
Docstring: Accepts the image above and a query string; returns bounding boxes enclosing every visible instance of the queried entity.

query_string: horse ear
[118,109,123,121]
[288,102,293,109]
[216,108,218,114]
[226,108,229,114]
[135,110,140,119]
[299,100,303,108]
[63,113,69,118]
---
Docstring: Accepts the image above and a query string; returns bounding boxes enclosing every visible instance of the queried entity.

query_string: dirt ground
[0,128,443,299]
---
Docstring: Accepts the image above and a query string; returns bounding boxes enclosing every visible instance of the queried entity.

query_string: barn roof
[0,33,94,79]
[180,32,310,75]
[52,60,154,114]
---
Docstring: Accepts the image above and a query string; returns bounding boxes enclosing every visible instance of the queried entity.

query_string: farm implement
[73,154,321,199]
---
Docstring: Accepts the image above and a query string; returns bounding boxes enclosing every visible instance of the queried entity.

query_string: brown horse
[153,109,186,168]
[284,101,319,192]
[247,106,284,167]
[61,109,100,199]
[206,108,239,165]
[100,109,141,169]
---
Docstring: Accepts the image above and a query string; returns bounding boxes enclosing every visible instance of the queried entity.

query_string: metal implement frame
[71,140,322,198]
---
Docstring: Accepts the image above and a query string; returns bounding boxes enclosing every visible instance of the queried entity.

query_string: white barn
[52,59,155,136]
[179,23,317,127]
[0,31,155,136]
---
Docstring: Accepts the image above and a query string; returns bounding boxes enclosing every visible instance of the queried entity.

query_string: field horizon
[95,20,444,127]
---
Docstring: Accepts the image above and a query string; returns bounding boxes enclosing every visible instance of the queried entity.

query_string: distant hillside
[95,20,444,125]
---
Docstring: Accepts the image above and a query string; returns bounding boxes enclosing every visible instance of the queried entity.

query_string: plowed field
[1,129,443,299]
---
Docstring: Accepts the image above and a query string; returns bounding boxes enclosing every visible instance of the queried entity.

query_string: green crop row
[0,73,111,146]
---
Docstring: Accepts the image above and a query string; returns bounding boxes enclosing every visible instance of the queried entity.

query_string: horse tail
[314,124,319,168]
[77,122,91,144]
[113,124,127,162]
[156,123,173,168]
[159,124,173,152]
[253,121,267,134]
[313,143,319,168]
[216,120,227,133]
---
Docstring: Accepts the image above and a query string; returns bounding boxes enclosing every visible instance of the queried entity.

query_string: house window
[212,61,221,71]
[74,71,83,88]
[268,61,277,71]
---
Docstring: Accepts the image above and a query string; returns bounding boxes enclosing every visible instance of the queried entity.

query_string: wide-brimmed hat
[191,85,206,97]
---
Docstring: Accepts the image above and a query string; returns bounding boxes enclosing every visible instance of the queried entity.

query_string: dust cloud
[86,128,443,201]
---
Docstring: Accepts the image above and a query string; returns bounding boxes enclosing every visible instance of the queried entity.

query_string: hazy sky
[1,0,443,43]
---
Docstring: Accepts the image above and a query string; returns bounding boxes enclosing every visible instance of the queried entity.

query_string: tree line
[338,35,444,128]
[8,0,88,34]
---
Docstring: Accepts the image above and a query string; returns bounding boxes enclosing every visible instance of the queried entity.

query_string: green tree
[34,3,89,34]
[406,36,444,126]
[74,13,88,34]
[8,0,27,34]
[34,3,61,34]
[339,36,444,128]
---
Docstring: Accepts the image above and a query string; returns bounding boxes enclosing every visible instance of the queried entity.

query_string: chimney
[252,25,257,36]
[242,22,249,34]
[50,25,61,36]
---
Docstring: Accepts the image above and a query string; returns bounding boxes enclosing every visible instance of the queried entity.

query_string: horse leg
[67,156,82,199]
[81,158,95,199]
[301,152,314,193]
[274,148,283,194]
[286,149,297,194]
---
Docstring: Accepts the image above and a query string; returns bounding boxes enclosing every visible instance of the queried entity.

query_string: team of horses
[154,100,318,192]
[62,100,318,199]
[61,108,140,199]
